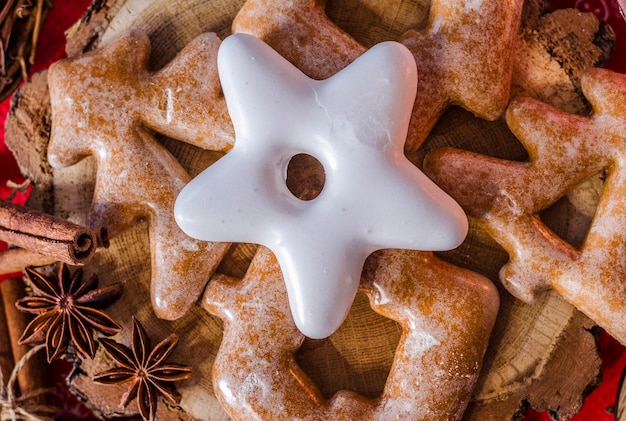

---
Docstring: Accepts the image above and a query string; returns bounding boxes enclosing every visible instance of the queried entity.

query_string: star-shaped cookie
[424,68,626,344]
[47,31,232,320]
[175,34,467,339]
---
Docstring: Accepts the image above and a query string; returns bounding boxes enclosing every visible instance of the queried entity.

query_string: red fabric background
[0,0,624,419]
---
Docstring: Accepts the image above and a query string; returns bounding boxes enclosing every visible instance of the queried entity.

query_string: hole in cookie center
[286,154,326,201]
[296,292,401,399]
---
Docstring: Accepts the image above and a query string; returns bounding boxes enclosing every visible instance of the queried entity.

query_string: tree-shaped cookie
[233,0,366,80]
[47,31,233,320]
[399,0,523,151]
[424,68,626,344]
[233,0,523,152]
[204,246,499,421]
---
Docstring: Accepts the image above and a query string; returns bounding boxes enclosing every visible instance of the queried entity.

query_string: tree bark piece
[4,70,53,214]
[64,0,124,57]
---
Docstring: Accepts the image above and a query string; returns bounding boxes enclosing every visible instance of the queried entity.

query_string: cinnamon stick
[0,248,56,276]
[0,198,106,265]
[0,278,46,398]
[0,289,14,383]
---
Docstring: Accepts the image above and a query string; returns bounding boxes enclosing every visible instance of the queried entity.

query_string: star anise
[15,263,123,362]
[93,317,192,421]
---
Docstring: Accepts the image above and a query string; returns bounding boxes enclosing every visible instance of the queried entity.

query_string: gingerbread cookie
[424,68,626,344]
[47,31,232,320]
[400,0,524,151]
[204,246,499,421]
[175,33,468,339]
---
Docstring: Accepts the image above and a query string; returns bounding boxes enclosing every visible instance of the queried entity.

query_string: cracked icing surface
[175,33,468,339]
[47,31,233,320]
[204,247,499,421]
[424,68,626,345]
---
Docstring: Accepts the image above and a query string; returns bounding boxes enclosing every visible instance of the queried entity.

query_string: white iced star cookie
[175,33,467,339]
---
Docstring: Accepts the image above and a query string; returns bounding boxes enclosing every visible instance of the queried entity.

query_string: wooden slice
[6,0,617,419]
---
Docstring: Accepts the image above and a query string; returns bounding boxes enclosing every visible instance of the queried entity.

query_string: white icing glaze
[175,33,468,339]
